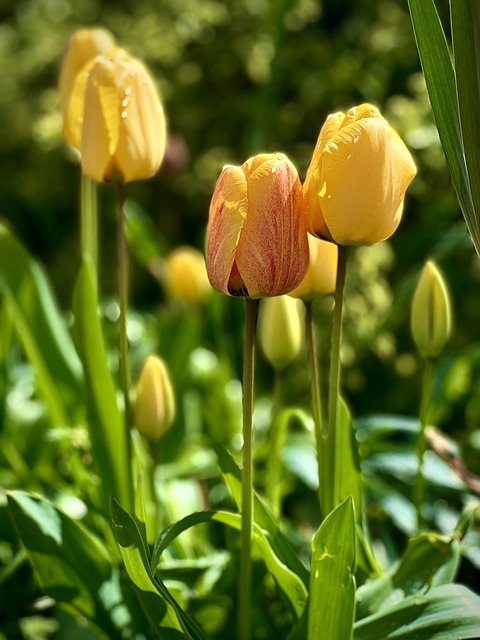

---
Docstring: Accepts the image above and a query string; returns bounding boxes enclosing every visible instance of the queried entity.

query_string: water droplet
[122,98,129,107]
[271,166,277,173]
[124,87,132,96]
[76,116,83,125]
[121,110,128,119]
[276,153,284,161]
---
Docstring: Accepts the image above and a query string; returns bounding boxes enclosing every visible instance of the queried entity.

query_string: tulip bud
[66,48,167,183]
[134,355,175,441]
[59,28,116,147]
[304,103,416,245]
[258,296,304,370]
[411,260,452,360]
[289,234,337,300]
[206,153,309,298]
[163,246,210,305]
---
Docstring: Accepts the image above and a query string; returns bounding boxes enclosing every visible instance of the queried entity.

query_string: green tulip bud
[134,355,175,441]
[258,295,304,370]
[410,260,452,359]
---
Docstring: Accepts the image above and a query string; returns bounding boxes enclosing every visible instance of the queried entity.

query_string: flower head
[304,103,416,245]
[289,234,337,300]
[66,48,167,183]
[206,153,309,298]
[134,355,175,441]
[59,27,116,147]
[258,296,304,370]
[163,246,210,305]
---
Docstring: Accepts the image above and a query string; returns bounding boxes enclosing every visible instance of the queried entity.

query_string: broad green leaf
[150,509,308,620]
[215,444,310,586]
[73,261,132,513]
[110,498,208,640]
[356,533,460,619]
[451,1,480,249]
[407,0,480,252]
[0,225,84,424]
[7,491,119,638]
[308,497,356,640]
[354,584,480,640]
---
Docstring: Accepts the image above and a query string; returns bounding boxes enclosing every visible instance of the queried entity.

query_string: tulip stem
[239,297,258,640]
[327,244,348,516]
[116,184,132,456]
[80,173,98,272]
[305,301,327,520]
[414,358,434,532]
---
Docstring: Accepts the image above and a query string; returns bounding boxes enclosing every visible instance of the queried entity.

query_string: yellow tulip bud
[289,234,337,300]
[164,246,211,305]
[304,103,416,245]
[258,295,304,370]
[206,153,309,298]
[66,48,167,183]
[59,28,116,147]
[411,260,452,359]
[134,355,175,441]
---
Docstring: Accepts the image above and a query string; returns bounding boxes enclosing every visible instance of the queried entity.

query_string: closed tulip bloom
[163,246,210,305]
[67,48,167,183]
[259,296,304,370]
[206,153,309,298]
[289,234,337,300]
[411,260,452,360]
[59,28,116,147]
[304,104,416,245]
[134,355,175,441]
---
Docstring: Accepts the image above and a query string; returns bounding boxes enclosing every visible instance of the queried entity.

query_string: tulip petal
[206,165,248,294]
[234,154,309,297]
[115,60,167,182]
[320,116,416,244]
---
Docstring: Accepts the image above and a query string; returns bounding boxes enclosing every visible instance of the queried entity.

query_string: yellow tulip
[163,246,210,305]
[206,153,309,298]
[304,103,416,245]
[411,260,452,359]
[258,295,304,370]
[66,48,167,183]
[134,355,175,441]
[59,28,116,148]
[289,234,337,299]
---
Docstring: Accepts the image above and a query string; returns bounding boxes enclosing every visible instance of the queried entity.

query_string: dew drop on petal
[121,110,128,119]
[125,87,132,96]
[122,97,129,107]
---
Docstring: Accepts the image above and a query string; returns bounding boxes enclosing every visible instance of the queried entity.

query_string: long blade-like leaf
[73,261,131,513]
[451,0,480,250]
[308,497,356,640]
[407,0,479,251]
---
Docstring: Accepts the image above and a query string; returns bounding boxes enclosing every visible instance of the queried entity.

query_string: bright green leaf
[308,497,356,640]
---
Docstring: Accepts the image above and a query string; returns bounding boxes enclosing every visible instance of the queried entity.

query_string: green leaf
[150,509,308,620]
[451,1,480,249]
[308,497,356,640]
[0,225,84,424]
[110,498,207,639]
[407,0,480,252]
[337,399,362,524]
[354,584,480,640]
[356,533,460,620]
[72,260,132,513]
[7,491,119,638]
[215,444,310,587]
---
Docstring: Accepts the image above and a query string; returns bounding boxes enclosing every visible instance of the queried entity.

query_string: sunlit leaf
[308,497,356,640]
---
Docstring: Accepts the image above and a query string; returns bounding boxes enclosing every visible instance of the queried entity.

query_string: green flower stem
[266,371,283,517]
[414,358,434,532]
[305,300,327,520]
[80,174,98,272]
[326,245,348,516]
[116,184,132,460]
[239,297,258,640]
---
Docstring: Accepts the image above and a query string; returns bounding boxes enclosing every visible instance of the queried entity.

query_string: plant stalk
[239,297,258,640]
[305,300,327,520]
[80,173,98,272]
[326,245,348,516]
[415,358,434,532]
